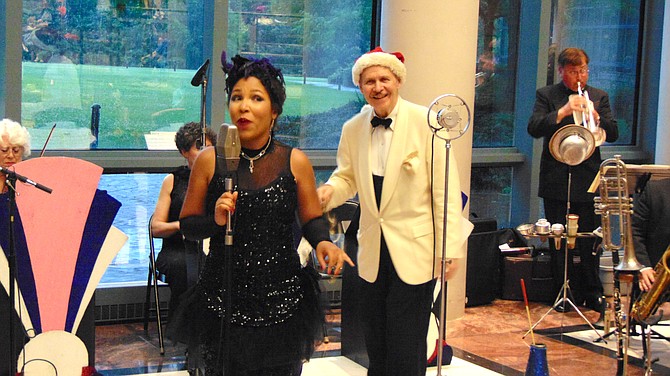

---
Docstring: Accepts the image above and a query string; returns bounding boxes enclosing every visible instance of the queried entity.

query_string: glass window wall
[21,0,372,151]
[549,0,641,145]
[19,0,374,283]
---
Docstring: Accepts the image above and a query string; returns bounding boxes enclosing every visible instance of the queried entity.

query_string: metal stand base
[523,240,605,342]
[523,279,606,342]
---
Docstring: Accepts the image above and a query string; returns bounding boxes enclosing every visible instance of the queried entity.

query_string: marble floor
[93,299,670,376]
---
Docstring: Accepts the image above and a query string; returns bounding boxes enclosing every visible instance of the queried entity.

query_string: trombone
[594,155,644,376]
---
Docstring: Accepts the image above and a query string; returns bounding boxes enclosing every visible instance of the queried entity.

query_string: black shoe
[585,295,605,312]
[554,302,571,313]
[592,306,606,329]
[570,291,586,307]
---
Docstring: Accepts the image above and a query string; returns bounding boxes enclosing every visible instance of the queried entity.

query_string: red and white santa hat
[351,46,406,87]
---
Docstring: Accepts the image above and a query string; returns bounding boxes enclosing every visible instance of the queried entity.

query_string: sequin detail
[199,174,301,326]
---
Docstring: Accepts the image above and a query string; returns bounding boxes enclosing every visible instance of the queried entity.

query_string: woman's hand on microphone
[214,191,238,226]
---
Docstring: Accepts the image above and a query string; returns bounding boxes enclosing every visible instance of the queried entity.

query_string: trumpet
[572,82,606,146]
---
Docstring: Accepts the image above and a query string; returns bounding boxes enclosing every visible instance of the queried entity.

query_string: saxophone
[631,247,670,323]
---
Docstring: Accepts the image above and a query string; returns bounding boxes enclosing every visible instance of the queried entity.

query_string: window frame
[1,0,663,225]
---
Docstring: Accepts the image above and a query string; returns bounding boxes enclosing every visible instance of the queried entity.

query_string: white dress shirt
[370,105,398,176]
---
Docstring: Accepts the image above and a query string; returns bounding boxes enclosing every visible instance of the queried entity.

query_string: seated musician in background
[151,122,216,319]
[0,119,32,193]
[631,177,670,292]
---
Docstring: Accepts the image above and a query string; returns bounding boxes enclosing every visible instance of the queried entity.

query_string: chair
[143,214,166,355]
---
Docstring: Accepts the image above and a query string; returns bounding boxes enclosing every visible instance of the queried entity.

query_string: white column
[657,0,670,164]
[380,0,479,320]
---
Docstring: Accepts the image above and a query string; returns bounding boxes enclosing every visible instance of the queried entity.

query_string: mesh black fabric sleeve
[180,215,223,240]
[301,215,332,249]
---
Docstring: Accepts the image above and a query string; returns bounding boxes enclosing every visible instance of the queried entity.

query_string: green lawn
[21,62,360,149]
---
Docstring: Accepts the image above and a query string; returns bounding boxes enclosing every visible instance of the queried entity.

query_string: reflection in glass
[470,166,512,228]
[98,173,164,284]
[474,0,519,147]
[549,0,640,145]
[21,0,373,151]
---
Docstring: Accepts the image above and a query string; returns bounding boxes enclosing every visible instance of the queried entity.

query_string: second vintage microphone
[216,123,241,245]
[191,59,211,87]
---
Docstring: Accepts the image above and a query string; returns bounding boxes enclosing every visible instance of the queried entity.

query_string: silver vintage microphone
[216,123,241,245]
[427,94,471,376]
[216,123,241,175]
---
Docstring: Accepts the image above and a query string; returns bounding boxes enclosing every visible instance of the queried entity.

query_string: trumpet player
[632,177,670,292]
[528,48,619,324]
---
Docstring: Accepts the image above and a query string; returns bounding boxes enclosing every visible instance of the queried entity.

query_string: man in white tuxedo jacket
[318,47,469,376]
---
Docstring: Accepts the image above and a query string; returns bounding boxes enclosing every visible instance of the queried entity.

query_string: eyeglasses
[0,146,23,156]
[565,67,589,76]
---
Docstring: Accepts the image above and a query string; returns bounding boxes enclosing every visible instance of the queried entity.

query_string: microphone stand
[435,139,452,376]
[217,174,236,375]
[191,59,210,149]
[1,167,52,376]
[198,78,208,149]
[191,62,210,357]
[426,93,471,376]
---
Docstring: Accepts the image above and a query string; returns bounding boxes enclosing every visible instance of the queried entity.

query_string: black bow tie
[371,116,392,129]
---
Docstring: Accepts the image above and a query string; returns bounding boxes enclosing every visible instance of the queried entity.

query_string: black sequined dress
[170,140,322,375]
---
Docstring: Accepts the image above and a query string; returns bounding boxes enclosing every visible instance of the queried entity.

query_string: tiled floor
[93,299,670,376]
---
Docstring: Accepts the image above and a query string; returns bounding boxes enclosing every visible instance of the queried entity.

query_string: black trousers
[544,198,603,301]
[359,235,436,376]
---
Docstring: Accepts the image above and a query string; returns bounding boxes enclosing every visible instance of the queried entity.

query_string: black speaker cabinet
[465,218,499,307]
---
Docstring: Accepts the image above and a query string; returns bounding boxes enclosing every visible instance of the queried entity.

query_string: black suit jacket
[528,83,619,202]
[632,178,670,267]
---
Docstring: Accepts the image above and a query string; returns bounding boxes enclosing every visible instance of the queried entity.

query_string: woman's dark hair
[221,53,286,117]
[175,122,217,152]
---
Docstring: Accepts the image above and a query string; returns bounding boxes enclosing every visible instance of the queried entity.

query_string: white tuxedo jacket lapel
[379,101,409,212]
[357,113,377,213]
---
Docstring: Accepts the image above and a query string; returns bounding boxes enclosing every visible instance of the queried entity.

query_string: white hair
[0,118,32,158]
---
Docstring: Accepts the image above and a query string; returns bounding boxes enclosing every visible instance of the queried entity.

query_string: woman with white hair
[0,118,32,193]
